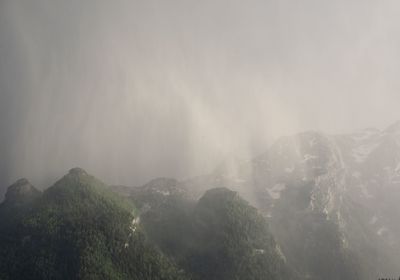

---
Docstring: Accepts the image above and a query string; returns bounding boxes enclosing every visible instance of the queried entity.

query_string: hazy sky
[1,0,400,195]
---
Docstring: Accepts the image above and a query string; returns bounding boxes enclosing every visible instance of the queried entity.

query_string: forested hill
[0,168,290,280]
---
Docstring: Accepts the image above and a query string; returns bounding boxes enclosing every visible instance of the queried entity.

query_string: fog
[1,0,400,196]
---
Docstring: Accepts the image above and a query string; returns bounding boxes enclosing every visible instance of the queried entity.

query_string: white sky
[1,0,400,194]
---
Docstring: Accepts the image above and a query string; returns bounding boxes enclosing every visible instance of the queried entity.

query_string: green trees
[185,188,292,280]
[137,187,293,280]
[0,168,188,280]
[0,169,293,280]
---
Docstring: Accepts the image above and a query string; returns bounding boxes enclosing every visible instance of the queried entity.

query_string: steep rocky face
[187,122,400,279]
[335,125,400,247]
[248,132,363,280]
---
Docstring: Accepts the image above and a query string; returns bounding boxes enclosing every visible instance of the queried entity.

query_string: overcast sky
[1,0,400,195]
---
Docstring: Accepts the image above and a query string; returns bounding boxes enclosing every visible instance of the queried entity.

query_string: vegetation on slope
[136,186,292,280]
[0,168,188,280]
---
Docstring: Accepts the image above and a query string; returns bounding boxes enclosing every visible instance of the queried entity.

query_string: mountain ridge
[2,121,400,279]
[0,168,291,280]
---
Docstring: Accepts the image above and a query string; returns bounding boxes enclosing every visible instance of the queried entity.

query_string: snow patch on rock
[267,183,286,199]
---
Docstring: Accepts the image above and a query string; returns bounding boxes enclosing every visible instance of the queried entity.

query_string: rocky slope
[185,122,400,279]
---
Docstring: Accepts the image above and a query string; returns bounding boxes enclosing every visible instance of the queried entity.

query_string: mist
[1,0,400,196]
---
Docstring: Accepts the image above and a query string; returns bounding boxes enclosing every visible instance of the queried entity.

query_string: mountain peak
[68,167,88,176]
[5,178,40,202]
[199,187,238,206]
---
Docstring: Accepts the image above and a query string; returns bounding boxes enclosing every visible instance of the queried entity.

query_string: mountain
[0,178,41,233]
[2,121,400,280]
[0,168,188,280]
[184,187,291,280]
[187,122,400,279]
[128,184,292,280]
[0,169,291,280]
[3,178,41,203]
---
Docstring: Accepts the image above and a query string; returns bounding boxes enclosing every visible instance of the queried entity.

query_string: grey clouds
[1,0,400,196]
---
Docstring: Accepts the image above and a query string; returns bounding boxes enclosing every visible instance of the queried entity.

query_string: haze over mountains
[190,120,400,279]
[172,120,400,279]
[1,121,400,279]
[2,0,400,200]
[1,1,400,279]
